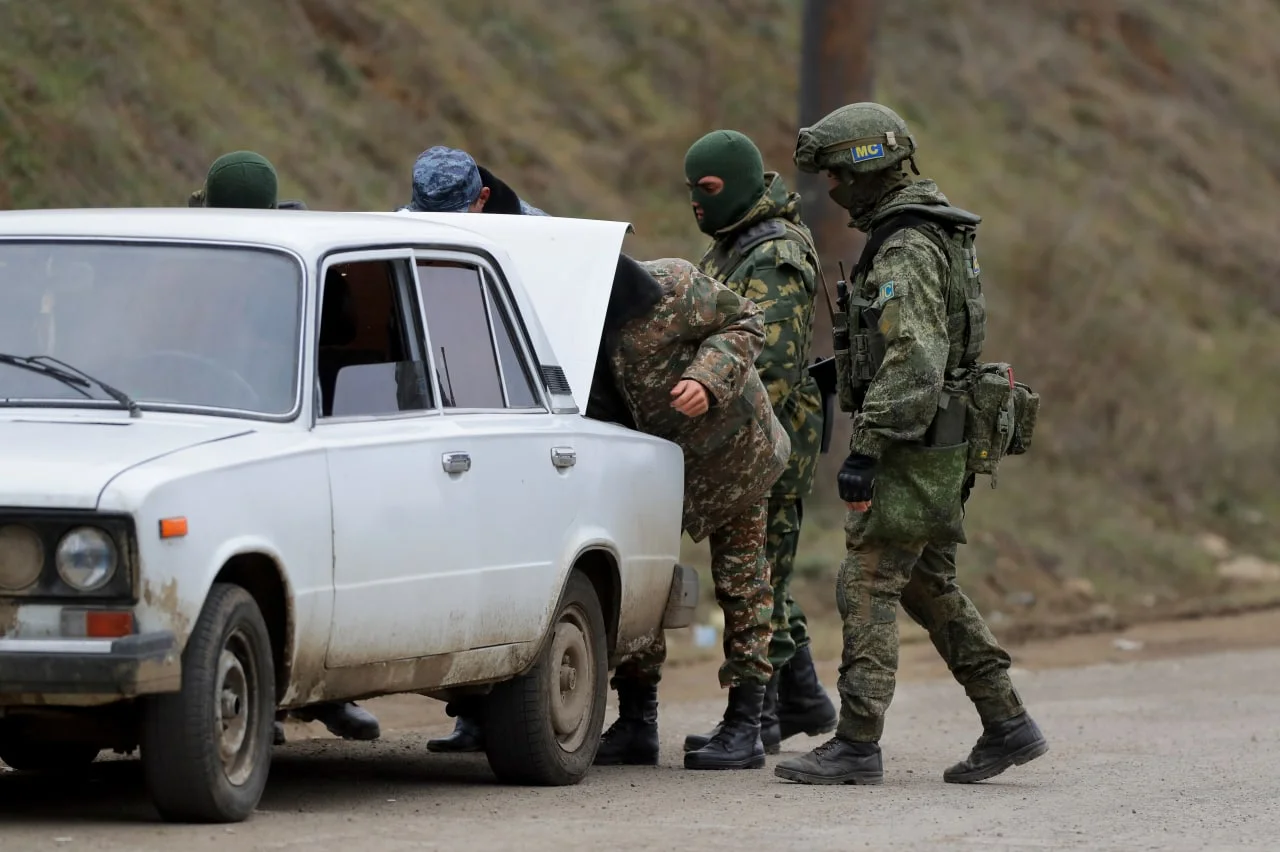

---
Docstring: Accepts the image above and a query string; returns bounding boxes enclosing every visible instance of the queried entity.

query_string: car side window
[317,259,433,418]
[415,259,540,410]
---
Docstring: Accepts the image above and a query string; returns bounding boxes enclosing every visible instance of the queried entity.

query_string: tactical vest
[832,203,985,414]
[832,203,1040,482]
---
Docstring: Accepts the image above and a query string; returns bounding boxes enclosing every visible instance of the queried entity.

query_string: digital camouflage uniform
[696,171,823,672]
[608,257,790,690]
[775,102,1047,786]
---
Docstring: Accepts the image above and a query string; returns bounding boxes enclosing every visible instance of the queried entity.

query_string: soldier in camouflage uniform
[676,130,838,757]
[590,254,790,771]
[396,146,548,216]
[189,150,382,747]
[773,103,1048,786]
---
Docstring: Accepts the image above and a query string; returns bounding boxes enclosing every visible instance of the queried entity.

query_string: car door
[411,251,584,648]
[318,249,484,668]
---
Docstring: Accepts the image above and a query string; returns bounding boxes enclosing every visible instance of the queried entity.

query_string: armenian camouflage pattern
[834,511,1024,742]
[605,257,790,542]
[612,499,773,688]
[696,172,823,502]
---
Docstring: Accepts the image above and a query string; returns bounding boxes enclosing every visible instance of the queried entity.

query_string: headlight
[56,527,117,592]
[0,525,44,591]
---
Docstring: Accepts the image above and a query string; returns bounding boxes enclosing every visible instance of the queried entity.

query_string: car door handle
[442,451,471,475]
[551,447,576,469]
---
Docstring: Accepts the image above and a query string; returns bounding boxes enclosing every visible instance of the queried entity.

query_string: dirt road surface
[2,610,1279,851]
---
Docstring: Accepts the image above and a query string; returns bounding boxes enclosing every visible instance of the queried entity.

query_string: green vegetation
[2,0,1277,629]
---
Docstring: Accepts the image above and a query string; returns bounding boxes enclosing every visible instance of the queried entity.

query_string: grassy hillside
[2,0,1277,626]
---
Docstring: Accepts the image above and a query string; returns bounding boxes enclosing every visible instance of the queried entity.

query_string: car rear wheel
[140,583,275,823]
[482,572,607,785]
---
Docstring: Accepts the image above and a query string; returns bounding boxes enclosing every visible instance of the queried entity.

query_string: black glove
[837,453,878,503]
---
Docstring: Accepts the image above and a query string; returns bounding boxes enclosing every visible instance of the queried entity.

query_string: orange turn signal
[86,610,134,638]
[159,517,188,539]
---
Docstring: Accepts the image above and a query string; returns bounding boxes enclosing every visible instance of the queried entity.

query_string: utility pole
[797,0,881,473]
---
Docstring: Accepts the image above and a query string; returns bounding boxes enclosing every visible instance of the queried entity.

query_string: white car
[0,208,696,823]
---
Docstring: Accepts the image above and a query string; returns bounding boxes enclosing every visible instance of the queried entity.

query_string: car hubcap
[548,605,594,752]
[214,628,260,786]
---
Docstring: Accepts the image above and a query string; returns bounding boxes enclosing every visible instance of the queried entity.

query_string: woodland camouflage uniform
[592,254,790,771]
[679,129,838,757]
[774,102,1049,787]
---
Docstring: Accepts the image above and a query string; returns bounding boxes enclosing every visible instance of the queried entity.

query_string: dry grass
[1,0,1277,624]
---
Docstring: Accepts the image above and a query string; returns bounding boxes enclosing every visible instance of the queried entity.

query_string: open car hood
[394,212,631,412]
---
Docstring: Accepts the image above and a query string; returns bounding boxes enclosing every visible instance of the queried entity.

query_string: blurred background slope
[1,0,1277,631]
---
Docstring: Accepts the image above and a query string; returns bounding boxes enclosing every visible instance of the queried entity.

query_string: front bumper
[0,631,180,703]
[660,563,700,630]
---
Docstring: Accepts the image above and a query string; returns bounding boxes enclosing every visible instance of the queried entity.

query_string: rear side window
[414,259,540,410]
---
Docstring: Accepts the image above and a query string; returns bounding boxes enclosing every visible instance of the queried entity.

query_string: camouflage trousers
[612,500,774,689]
[835,512,1024,743]
[765,491,811,670]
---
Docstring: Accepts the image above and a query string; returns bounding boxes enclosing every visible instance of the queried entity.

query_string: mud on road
[2,610,1278,851]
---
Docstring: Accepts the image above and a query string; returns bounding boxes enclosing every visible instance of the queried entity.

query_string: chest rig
[831,203,986,415]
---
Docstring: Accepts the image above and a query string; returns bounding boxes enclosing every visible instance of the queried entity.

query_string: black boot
[776,645,837,741]
[774,737,883,785]
[683,672,781,755]
[683,683,767,770]
[427,714,485,753]
[944,711,1048,783]
[594,681,660,766]
[294,701,381,741]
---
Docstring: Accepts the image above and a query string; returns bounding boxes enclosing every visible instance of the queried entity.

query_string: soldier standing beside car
[772,102,1048,787]
[189,149,381,746]
[677,130,837,757]
[589,253,789,771]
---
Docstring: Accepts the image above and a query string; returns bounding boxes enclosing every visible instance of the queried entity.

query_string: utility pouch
[831,309,858,414]
[947,361,1037,482]
[1008,381,1040,456]
[861,440,968,545]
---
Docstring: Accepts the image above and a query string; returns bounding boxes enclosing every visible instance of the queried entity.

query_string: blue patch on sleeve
[851,143,885,163]
[880,281,895,301]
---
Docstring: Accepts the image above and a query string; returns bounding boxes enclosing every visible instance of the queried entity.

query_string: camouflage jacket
[697,172,823,500]
[606,258,790,542]
[848,180,957,460]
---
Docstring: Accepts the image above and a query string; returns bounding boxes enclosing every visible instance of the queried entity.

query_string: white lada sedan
[0,208,694,823]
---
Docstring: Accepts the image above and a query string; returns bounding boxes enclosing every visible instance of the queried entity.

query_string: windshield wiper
[0,352,141,418]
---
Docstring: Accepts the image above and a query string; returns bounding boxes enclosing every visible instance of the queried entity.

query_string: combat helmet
[793,102,917,176]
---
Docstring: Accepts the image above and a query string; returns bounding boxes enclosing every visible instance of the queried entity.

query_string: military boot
[683,672,781,755]
[593,682,660,766]
[427,715,485,753]
[776,645,838,741]
[774,737,883,785]
[294,701,381,741]
[683,683,767,770]
[943,711,1048,783]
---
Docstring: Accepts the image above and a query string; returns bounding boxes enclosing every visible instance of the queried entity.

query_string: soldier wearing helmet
[774,102,1048,787]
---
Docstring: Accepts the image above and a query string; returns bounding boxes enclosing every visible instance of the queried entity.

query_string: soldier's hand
[670,379,710,417]
[837,452,877,511]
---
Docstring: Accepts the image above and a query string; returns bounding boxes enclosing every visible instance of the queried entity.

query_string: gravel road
[2,615,1278,852]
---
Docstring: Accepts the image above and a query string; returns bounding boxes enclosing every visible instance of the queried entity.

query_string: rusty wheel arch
[212,553,292,703]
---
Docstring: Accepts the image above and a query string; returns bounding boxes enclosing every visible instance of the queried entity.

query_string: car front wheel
[483,571,607,785]
[140,583,276,823]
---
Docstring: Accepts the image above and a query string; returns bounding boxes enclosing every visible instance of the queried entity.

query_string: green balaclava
[203,150,279,209]
[683,130,766,236]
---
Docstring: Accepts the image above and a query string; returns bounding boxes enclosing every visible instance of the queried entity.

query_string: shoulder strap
[851,213,949,282]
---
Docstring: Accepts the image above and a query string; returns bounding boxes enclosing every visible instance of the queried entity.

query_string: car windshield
[0,241,303,417]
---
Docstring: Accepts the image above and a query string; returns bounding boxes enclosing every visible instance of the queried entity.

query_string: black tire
[0,736,99,773]
[140,582,276,823]
[482,572,607,786]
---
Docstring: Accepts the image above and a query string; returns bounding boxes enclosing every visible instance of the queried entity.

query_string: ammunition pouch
[859,439,968,545]
[940,361,1040,483]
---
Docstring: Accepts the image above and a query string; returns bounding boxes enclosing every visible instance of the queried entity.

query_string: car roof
[0,207,555,258]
